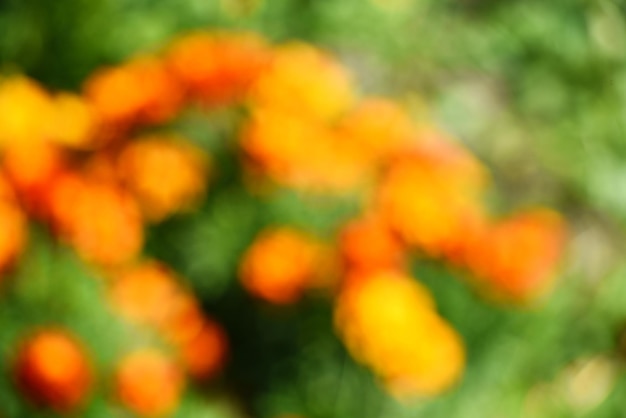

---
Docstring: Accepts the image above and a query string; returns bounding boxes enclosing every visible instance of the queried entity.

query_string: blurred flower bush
[0,0,624,417]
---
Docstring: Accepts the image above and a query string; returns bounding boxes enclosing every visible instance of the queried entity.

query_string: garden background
[1,0,626,417]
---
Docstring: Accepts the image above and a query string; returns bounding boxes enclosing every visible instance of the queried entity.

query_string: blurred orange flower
[377,136,487,257]
[0,201,26,274]
[159,292,205,344]
[15,330,92,412]
[108,261,229,379]
[240,228,322,304]
[82,152,120,183]
[0,170,16,202]
[117,136,209,221]
[53,179,143,266]
[157,293,228,379]
[241,108,367,192]
[108,261,179,326]
[402,131,488,190]
[339,214,406,274]
[168,32,271,105]
[115,348,184,417]
[465,209,566,302]
[3,140,67,218]
[337,98,416,164]
[84,56,181,133]
[177,317,228,379]
[45,172,87,235]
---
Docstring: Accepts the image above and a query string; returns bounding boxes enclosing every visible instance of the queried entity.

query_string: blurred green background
[3,0,626,417]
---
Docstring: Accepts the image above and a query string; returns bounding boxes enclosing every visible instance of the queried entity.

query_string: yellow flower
[250,43,355,122]
[50,93,97,149]
[0,76,54,145]
[335,271,465,398]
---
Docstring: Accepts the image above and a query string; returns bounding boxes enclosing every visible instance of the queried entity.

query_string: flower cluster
[0,37,229,416]
[237,33,565,399]
[0,28,566,413]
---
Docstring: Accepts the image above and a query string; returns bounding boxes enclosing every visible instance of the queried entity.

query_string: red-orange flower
[465,209,566,302]
[339,214,406,274]
[0,201,26,274]
[240,228,322,304]
[156,293,228,379]
[2,140,67,218]
[0,170,16,202]
[168,32,271,105]
[84,56,182,133]
[15,330,92,412]
[176,317,228,379]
